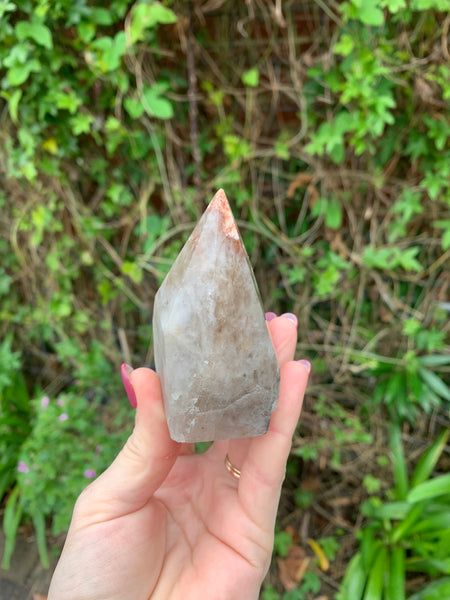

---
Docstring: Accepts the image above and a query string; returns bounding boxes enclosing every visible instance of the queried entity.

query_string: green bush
[0,0,448,595]
[337,427,450,600]
[1,387,131,568]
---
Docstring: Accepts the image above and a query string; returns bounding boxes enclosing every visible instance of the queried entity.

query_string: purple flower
[41,396,50,410]
[59,413,69,422]
[57,397,65,407]
[17,461,29,473]
[84,469,96,479]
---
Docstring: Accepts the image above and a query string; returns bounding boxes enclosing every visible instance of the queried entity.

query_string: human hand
[48,314,310,600]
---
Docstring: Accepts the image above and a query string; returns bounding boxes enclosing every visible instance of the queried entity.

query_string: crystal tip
[208,189,239,241]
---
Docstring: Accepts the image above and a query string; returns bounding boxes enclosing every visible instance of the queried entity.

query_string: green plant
[293,395,373,470]
[0,0,449,593]
[262,572,322,600]
[273,530,294,558]
[0,339,30,501]
[369,350,450,424]
[1,389,131,568]
[337,426,450,600]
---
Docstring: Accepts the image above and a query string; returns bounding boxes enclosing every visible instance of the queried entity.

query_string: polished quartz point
[153,189,280,442]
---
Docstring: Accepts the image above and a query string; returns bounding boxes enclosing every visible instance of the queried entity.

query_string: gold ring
[224,453,241,480]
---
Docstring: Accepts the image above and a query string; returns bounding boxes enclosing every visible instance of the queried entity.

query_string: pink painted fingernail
[281,313,298,326]
[298,359,311,374]
[121,363,137,408]
[265,312,277,322]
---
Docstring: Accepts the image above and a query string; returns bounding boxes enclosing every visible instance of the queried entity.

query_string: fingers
[238,360,309,529]
[268,315,298,366]
[78,368,180,518]
[220,314,299,468]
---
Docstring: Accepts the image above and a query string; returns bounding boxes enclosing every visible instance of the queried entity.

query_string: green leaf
[363,545,387,600]
[32,511,49,568]
[130,1,177,43]
[391,502,426,543]
[398,247,422,272]
[70,113,94,136]
[408,577,450,600]
[411,0,450,10]
[261,584,280,600]
[380,0,407,12]
[273,530,292,557]
[336,551,367,600]
[350,0,385,26]
[1,88,22,122]
[15,21,53,49]
[386,546,405,600]
[409,511,450,535]
[419,368,450,401]
[418,355,450,367]
[407,474,450,503]
[142,83,174,119]
[433,220,450,251]
[363,501,411,520]
[407,556,450,576]
[242,68,259,87]
[311,196,343,229]
[411,430,449,488]
[274,139,289,160]
[334,33,355,56]
[363,474,381,494]
[389,424,408,501]
[124,96,145,119]
[7,59,40,86]
[325,197,343,229]
[0,1,15,19]
[91,7,113,25]
[361,528,381,572]
[121,261,143,283]
[1,486,23,569]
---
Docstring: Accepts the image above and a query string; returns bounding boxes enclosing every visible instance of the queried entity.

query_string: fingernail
[121,363,137,408]
[298,359,311,374]
[265,312,277,322]
[281,313,298,326]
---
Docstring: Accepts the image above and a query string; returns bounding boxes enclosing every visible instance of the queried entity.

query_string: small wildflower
[59,413,69,422]
[57,397,65,407]
[17,461,29,473]
[41,396,50,410]
[84,469,96,479]
[95,445,103,455]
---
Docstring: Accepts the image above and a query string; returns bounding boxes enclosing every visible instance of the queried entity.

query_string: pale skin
[48,316,309,600]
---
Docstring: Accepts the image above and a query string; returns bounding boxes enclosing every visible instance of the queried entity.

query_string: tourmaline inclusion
[153,189,280,442]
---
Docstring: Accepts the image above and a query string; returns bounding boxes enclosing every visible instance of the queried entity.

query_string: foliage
[337,427,450,600]
[369,352,450,423]
[293,395,373,469]
[0,0,448,595]
[262,572,322,600]
[0,338,30,501]
[1,389,131,569]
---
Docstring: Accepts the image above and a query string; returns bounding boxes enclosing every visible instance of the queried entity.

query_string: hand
[48,315,310,600]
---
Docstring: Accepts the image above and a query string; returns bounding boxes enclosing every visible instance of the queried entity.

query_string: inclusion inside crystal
[153,189,280,442]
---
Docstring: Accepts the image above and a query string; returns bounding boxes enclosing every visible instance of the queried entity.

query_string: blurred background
[0,1,449,599]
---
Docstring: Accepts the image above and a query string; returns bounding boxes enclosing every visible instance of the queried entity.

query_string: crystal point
[153,189,280,442]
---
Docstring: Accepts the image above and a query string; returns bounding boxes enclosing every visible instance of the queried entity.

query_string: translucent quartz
[153,189,280,442]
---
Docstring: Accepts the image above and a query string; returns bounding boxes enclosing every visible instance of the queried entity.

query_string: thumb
[80,368,180,517]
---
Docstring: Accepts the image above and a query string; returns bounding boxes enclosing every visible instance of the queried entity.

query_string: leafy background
[0,0,449,598]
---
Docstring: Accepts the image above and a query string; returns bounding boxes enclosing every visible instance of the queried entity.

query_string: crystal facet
[153,189,280,442]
